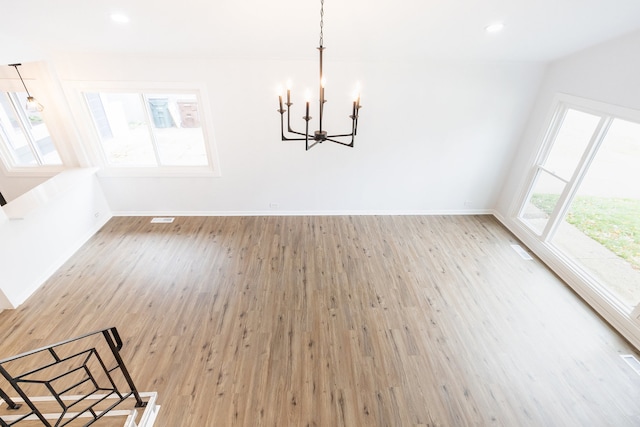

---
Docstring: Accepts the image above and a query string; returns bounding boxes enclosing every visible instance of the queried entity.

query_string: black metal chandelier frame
[277,0,361,150]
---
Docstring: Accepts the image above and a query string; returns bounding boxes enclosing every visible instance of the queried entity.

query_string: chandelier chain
[319,0,324,47]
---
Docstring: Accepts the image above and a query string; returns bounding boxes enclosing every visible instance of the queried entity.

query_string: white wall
[0,169,111,309]
[52,53,546,215]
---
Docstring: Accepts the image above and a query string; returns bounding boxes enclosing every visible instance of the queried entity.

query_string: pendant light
[8,63,44,112]
[277,0,361,150]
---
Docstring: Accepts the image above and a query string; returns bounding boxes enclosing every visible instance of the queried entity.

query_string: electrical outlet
[269,203,279,209]
[464,200,473,207]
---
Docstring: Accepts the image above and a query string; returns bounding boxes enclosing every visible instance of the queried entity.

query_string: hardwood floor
[1,215,640,426]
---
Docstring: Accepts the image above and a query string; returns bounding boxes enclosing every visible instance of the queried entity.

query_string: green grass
[531,194,640,270]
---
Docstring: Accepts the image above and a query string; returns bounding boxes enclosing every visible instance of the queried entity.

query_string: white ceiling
[3,0,640,62]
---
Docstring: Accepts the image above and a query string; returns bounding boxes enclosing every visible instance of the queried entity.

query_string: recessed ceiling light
[110,13,130,24]
[485,22,504,33]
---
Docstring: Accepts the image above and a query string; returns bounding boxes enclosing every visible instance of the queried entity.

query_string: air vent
[510,244,533,260]
[150,217,175,224]
[621,354,640,377]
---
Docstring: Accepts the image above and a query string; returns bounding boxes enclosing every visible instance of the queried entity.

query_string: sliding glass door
[518,97,640,310]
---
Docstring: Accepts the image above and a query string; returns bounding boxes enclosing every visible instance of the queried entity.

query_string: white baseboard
[111,209,494,217]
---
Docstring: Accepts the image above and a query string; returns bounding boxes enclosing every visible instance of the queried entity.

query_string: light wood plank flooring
[1,215,640,426]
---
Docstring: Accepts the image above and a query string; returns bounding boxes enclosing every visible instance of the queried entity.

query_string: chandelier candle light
[277,0,361,150]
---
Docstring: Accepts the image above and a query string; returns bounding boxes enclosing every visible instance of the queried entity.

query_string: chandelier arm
[324,137,354,147]
[287,129,307,137]
[279,113,287,140]
[307,140,320,150]
[281,112,315,140]
[329,112,357,139]
[286,106,294,133]
[281,110,297,138]
[327,132,355,138]
[283,136,314,141]
[286,129,312,137]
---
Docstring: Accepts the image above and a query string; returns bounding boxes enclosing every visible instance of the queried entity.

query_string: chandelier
[277,0,361,150]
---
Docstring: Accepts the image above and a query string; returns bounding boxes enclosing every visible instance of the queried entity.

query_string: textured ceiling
[3,0,640,62]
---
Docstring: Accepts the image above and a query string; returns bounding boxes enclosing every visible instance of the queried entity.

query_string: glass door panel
[551,118,640,307]
[519,108,602,236]
[520,170,567,235]
[544,109,601,180]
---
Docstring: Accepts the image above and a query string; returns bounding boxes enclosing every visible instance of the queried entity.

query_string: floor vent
[150,217,175,224]
[621,355,640,377]
[510,244,533,260]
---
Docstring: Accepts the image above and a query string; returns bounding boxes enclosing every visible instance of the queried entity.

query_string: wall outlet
[269,203,279,209]
[464,200,473,207]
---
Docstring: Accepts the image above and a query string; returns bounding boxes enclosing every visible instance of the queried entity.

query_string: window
[0,91,62,168]
[518,95,640,310]
[84,92,210,168]
[519,108,602,235]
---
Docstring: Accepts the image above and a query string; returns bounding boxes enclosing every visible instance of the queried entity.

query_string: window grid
[518,104,613,240]
[140,94,163,166]
[7,93,43,164]
[0,91,61,169]
[83,91,210,169]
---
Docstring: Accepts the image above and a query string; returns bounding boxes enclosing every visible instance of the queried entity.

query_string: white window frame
[0,81,67,176]
[63,81,220,177]
[514,93,640,314]
[516,94,640,239]
[517,102,607,240]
